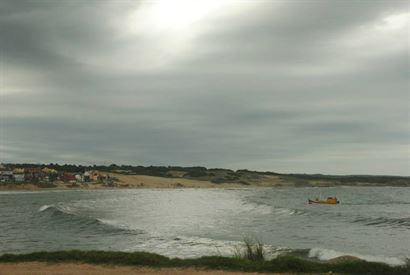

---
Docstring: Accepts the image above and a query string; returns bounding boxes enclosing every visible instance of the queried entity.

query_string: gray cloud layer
[1,0,409,175]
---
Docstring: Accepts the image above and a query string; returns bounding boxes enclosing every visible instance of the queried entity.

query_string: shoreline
[2,167,408,191]
[1,184,409,192]
[1,171,409,191]
[0,184,252,192]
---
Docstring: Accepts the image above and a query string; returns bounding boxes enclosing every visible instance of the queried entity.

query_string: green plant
[233,238,265,261]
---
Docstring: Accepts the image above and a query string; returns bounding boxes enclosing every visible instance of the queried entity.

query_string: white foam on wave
[274,207,298,216]
[97,218,131,229]
[38,204,54,212]
[240,201,303,217]
[38,204,74,214]
[308,247,406,266]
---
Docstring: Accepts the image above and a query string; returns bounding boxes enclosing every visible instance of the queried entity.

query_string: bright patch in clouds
[141,0,229,31]
[123,0,245,69]
[380,12,410,31]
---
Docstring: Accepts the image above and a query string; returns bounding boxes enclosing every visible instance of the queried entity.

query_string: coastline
[2,165,409,191]
[0,173,280,191]
[2,172,409,191]
[0,182,249,192]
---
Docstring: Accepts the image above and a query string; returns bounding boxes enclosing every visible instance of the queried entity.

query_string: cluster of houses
[0,164,113,185]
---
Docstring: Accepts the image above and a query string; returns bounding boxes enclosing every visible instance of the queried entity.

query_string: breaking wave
[38,204,57,212]
[240,201,305,217]
[274,207,305,216]
[37,204,143,235]
[308,247,407,266]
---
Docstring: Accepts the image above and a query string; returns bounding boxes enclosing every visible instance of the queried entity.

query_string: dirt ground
[111,173,247,188]
[0,262,298,275]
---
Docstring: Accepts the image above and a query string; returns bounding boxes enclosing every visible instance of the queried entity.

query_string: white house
[75,174,83,182]
[13,174,25,182]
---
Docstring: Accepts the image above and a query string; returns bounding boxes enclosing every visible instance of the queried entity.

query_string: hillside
[3,163,410,187]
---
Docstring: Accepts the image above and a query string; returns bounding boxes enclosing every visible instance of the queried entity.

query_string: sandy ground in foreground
[0,262,307,275]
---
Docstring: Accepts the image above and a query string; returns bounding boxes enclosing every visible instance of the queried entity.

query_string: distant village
[0,164,115,187]
[1,163,408,188]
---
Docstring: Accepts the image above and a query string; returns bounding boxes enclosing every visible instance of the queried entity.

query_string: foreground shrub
[233,238,265,261]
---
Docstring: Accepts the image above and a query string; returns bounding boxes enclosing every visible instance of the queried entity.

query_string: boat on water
[308,196,340,204]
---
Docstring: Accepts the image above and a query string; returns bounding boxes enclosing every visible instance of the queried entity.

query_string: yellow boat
[308,196,339,204]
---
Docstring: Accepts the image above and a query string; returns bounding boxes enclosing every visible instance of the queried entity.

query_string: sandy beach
[0,172,288,191]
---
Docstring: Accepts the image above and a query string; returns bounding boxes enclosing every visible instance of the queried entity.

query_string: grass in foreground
[0,250,409,274]
[233,238,265,261]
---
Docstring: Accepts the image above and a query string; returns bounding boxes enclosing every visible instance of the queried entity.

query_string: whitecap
[38,204,54,212]
[308,247,406,266]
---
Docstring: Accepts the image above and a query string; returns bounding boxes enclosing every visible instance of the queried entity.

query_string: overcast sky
[0,0,409,175]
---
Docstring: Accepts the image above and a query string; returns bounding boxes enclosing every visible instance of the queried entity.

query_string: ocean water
[0,187,409,265]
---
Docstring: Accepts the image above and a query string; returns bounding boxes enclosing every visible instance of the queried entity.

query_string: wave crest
[37,204,144,235]
[38,204,54,212]
[308,247,406,266]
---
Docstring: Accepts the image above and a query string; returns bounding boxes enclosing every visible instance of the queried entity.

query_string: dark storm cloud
[0,0,408,175]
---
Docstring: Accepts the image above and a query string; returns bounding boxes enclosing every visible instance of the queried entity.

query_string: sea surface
[0,187,409,265]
